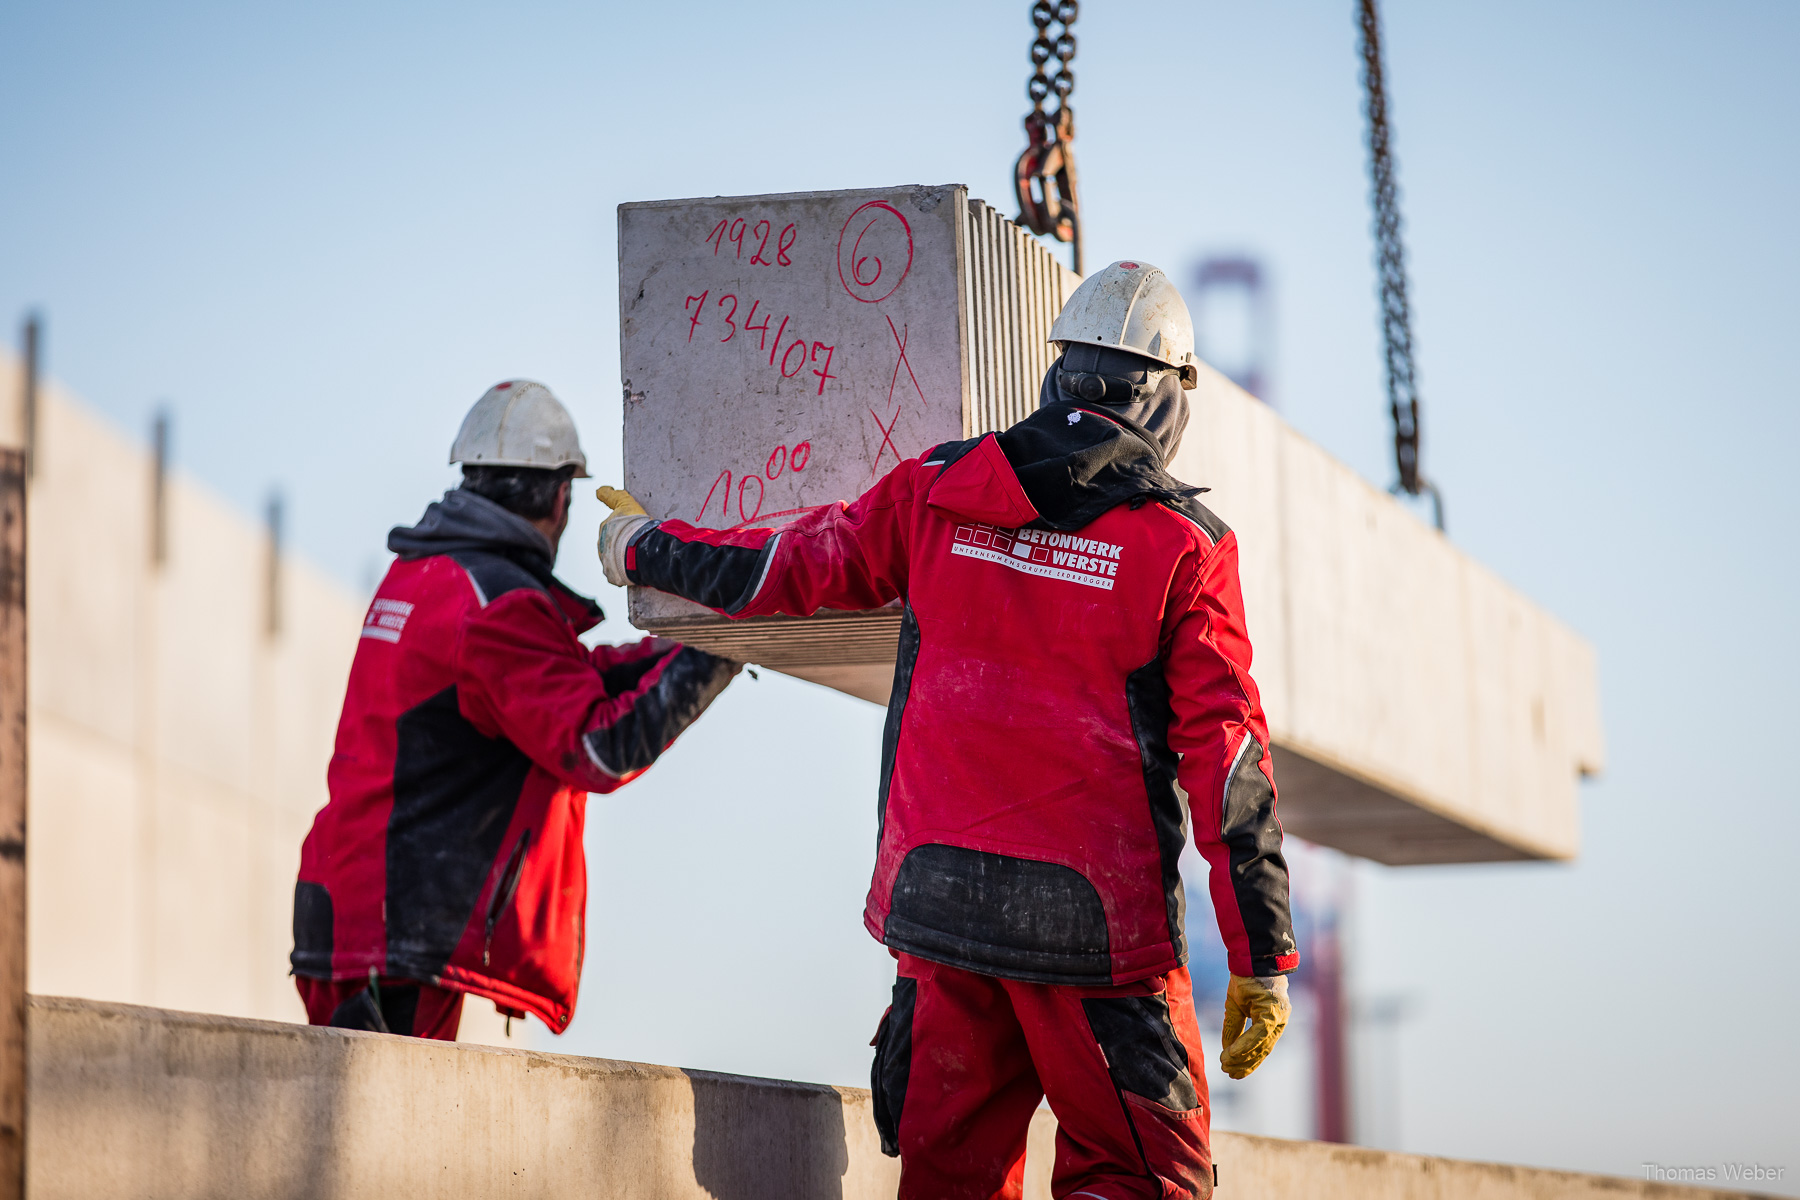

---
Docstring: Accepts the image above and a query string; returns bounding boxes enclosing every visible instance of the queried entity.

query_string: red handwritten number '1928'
[706,218,796,267]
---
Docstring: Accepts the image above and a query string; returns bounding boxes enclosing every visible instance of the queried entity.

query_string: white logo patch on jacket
[950,523,1120,590]
[361,598,414,643]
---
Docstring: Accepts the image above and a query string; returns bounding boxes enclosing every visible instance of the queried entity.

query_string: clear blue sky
[4,0,1796,1187]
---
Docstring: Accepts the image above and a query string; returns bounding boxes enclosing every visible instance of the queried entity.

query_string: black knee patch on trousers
[1082,992,1199,1111]
[870,977,917,1157]
[329,983,420,1037]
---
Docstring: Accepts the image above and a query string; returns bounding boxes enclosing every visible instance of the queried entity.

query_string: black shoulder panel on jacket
[1221,736,1298,976]
[386,685,532,981]
[1157,495,1231,545]
[450,550,549,607]
[884,843,1112,985]
[1125,656,1190,965]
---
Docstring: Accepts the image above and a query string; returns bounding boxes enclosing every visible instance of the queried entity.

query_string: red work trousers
[871,954,1212,1200]
[296,974,466,1041]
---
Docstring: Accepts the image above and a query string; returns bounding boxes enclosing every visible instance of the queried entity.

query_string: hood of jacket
[388,487,603,624]
[926,399,1205,532]
[1038,348,1191,462]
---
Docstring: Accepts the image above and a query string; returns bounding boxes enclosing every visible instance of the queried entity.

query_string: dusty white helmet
[1049,261,1200,389]
[449,380,590,476]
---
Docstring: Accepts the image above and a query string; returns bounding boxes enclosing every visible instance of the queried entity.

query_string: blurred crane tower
[1191,256,1272,404]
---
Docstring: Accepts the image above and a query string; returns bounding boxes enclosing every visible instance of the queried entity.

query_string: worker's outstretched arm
[598,461,925,617]
[455,594,736,793]
[1162,528,1298,1077]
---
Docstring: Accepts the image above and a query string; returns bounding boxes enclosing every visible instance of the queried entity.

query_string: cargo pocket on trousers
[869,976,917,1157]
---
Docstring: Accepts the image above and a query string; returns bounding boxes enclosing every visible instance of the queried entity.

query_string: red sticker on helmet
[1120,262,1140,269]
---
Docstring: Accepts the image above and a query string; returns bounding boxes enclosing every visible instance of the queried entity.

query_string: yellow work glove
[595,486,651,587]
[1219,973,1291,1080]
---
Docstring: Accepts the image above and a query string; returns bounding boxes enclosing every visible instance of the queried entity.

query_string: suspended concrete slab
[620,185,1603,866]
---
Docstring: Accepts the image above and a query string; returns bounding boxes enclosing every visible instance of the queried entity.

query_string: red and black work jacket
[293,488,735,1031]
[625,401,1298,986]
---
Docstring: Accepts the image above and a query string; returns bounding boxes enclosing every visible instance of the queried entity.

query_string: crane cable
[1014,1,1083,275]
[1358,0,1444,530]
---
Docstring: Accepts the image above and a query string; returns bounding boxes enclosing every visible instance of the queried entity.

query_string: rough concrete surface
[28,997,1769,1200]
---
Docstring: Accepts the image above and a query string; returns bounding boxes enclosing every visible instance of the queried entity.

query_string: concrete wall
[27,995,1767,1200]
[0,354,519,1045]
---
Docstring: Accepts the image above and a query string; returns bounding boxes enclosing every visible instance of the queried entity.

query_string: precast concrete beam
[27,996,1769,1200]
[619,185,1603,865]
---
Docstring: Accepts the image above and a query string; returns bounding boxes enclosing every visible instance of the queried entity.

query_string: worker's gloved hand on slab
[596,486,650,586]
[1219,973,1291,1080]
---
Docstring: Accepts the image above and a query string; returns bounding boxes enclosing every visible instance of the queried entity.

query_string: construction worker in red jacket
[596,263,1297,1200]
[292,380,736,1040]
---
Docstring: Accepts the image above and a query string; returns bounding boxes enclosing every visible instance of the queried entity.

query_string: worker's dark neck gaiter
[1039,344,1190,462]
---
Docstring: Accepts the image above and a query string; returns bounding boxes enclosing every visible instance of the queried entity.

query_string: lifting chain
[1357,0,1442,529]
[1014,0,1083,274]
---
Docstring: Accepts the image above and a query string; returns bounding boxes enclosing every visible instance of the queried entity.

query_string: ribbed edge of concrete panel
[26,996,1770,1200]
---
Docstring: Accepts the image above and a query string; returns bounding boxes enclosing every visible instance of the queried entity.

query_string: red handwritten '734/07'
[685,291,836,396]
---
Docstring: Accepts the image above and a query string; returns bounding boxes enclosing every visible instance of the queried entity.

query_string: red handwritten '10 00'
[705,217,797,267]
[698,441,813,525]
[683,290,836,396]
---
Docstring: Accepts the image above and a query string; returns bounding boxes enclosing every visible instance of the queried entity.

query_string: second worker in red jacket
[294,380,737,1042]
[598,262,1297,1200]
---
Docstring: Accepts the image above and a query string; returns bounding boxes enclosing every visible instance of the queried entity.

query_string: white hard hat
[449,380,590,476]
[1049,261,1200,389]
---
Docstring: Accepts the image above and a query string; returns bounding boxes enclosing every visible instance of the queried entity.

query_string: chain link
[1015,0,1082,272]
[1358,0,1442,529]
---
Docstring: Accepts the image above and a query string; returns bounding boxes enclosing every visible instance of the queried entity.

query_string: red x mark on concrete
[868,406,903,477]
[886,315,927,409]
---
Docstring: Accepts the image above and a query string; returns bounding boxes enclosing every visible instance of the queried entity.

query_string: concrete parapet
[27,996,1764,1200]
